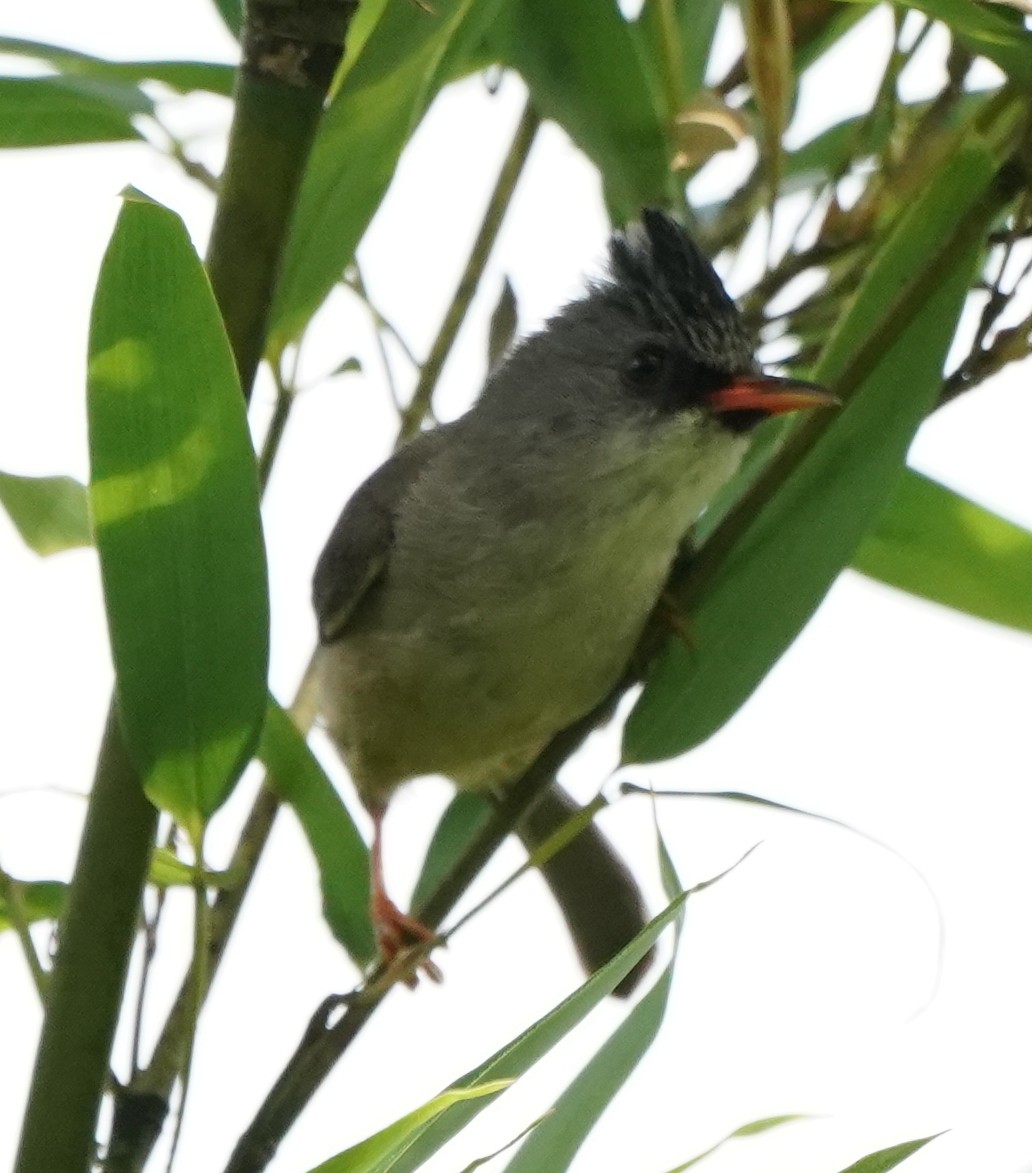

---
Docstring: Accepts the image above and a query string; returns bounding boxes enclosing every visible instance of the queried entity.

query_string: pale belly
[319,419,747,802]
[320,493,694,800]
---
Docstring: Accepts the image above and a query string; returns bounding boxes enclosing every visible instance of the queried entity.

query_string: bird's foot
[658,590,696,651]
[372,889,444,987]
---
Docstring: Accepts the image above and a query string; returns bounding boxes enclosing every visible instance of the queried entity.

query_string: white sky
[2,4,1032,1173]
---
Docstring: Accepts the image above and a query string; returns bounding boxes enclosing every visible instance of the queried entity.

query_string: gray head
[473,210,753,434]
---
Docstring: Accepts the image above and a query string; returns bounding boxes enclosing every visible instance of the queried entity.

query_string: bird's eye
[623,343,668,386]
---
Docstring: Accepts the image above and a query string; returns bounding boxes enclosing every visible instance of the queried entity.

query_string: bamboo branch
[17,6,354,1173]
[14,704,157,1173]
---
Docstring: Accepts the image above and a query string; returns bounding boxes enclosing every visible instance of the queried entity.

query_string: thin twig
[398,98,540,442]
[0,863,49,1001]
[258,348,302,494]
[347,261,418,411]
[130,822,177,1077]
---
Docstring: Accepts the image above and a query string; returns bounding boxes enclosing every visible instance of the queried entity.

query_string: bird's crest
[607,209,754,372]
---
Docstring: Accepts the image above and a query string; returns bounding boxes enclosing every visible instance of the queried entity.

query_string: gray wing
[312,429,445,643]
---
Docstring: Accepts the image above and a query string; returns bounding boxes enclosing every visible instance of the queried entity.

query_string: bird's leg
[657,590,696,652]
[368,803,443,985]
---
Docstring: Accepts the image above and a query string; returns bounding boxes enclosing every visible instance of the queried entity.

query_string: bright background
[2,4,1032,1172]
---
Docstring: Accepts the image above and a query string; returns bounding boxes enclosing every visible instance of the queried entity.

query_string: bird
[312,208,833,991]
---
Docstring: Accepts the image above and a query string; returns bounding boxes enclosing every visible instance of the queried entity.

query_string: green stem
[18,5,354,1171]
[223,696,611,1173]
[0,865,49,1002]
[398,98,540,442]
[105,658,323,1173]
[208,0,356,401]
[14,704,158,1173]
[257,367,296,493]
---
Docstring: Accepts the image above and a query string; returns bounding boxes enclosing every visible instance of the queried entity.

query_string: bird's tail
[514,783,654,997]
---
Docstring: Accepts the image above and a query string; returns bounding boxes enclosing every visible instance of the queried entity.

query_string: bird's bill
[707,374,837,417]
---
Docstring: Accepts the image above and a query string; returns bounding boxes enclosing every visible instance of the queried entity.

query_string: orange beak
[707,374,838,417]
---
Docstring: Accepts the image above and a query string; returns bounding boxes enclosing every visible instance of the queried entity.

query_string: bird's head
[478,209,833,447]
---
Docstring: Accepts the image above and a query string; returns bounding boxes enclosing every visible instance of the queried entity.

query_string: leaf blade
[0,37,236,96]
[0,470,91,555]
[87,191,269,834]
[269,0,505,346]
[0,75,146,147]
[500,825,688,1173]
[303,1082,512,1173]
[625,138,1003,763]
[835,1135,942,1173]
[486,0,670,220]
[854,468,1032,635]
[260,698,376,965]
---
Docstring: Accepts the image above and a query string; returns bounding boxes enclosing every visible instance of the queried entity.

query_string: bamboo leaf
[148,848,233,889]
[854,468,1032,635]
[303,1082,513,1173]
[499,828,690,1173]
[390,856,747,1173]
[209,0,243,41]
[485,0,670,221]
[837,0,1032,80]
[487,277,518,370]
[0,878,65,933]
[411,792,491,913]
[0,470,91,555]
[634,0,723,112]
[835,1135,942,1173]
[0,75,147,147]
[0,36,235,96]
[624,136,1005,763]
[658,1115,810,1172]
[269,0,505,347]
[87,190,269,838]
[260,698,376,965]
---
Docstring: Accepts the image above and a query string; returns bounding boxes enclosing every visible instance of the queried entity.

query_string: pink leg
[369,804,443,985]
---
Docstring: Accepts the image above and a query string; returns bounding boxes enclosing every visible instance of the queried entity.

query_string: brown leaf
[672,91,749,169]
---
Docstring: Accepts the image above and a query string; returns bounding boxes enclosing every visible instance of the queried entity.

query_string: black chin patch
[714,408,768,434]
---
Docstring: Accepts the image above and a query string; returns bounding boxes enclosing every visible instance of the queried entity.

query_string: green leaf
[303,1082,512,1173]
[458,1115,552,1172]
[0,470,91,555]
[0,37,236,96]
[634,0,723,111]
[837,0,1032,81]
[260,698,376,965]
[87,190,269,839]
[487,277,518,370]
[0,75,147,147]
[269,0,505,347]
[500,826,689,1173]
[411,792,491,913]
[854,468,1032,636]
[0,878,65,933]
[209,0,243,41]
[485,0,670,221]
[624,137,1003,763]
[390,856,745,1173]
[658,1115,809,1172]
[148,848,233,889]
[834,1135,942,1173]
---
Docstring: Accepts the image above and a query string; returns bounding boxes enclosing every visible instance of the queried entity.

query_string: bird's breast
[323,420,747,797]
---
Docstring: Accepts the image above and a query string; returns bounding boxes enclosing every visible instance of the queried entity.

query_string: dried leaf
[672,91,749,169]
